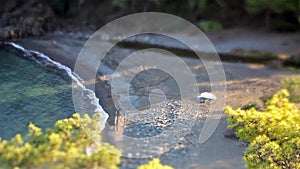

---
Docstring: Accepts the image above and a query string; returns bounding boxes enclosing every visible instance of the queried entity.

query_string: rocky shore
[10,29,299,168]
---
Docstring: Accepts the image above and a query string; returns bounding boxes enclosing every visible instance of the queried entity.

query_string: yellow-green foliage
[245,0,298,14]
[138,158,174,169]
[225,89,300,168]
[281,75,300,102]
[0,113,121,169]
[199,20,222,32]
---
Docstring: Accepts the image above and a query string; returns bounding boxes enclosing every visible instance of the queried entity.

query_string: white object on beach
[197,92,217,103]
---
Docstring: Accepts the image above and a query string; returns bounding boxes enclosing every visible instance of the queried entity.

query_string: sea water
[0,49,75,139]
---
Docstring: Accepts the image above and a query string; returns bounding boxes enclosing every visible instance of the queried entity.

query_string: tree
[245,0,299,30]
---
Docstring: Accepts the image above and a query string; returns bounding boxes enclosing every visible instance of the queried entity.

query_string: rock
[224,128,238,139]
[22,16,42,36]
[0,0,56,39]
[239,141,250,147]
[0,26,20,41]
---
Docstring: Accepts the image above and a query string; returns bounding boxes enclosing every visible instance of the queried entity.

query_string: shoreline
[1,42,109,128]
[12,29,299,168]
[16,34,119,125]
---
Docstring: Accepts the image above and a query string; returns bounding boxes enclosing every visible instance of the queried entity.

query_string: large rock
[0,0,56,39]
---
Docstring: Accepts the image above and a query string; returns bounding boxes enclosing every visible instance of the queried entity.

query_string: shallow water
[0,50,75,139]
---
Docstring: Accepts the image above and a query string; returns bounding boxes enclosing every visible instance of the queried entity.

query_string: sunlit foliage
[199,20,223,32]
[0,113,121,169]
[281,76,300,102]
[225,89,300,168]
[138,158,174,169]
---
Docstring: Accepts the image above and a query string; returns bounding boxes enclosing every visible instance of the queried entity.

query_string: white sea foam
[7,42,109,129]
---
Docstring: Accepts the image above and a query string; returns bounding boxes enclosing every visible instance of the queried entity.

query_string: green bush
[242,102,259,110]
[225,89,300,168]
[197,0,207,10]
[199,20,223,32]
[281,76,300,102]
[138,158,174,169]
[112,0,126,8]
[0,113,121,169]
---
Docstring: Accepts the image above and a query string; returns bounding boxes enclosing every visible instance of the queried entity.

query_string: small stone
[224,129,238,139]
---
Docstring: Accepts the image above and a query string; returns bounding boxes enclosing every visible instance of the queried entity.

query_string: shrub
[284,54,300,68]
[0,113,121,169]
[242,102,259,110]
[112,0,126,8]
[197,0,207,10]
[225,89,300,168]
[281,76,300,102]
[199,20,223,32]
[138,158,174,169]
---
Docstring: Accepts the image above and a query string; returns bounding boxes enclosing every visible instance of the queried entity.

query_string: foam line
[7,42,109,129]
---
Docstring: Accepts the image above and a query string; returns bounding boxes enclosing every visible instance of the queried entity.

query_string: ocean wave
[7,42,109,130]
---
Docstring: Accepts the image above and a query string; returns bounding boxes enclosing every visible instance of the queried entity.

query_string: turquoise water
[0,50,75,140]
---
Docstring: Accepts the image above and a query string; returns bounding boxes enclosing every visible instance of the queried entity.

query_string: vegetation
[284,54,300,68]
[0,113,121,169]
[50,0,81,16]
[1,0,298,38]
[0,113,173,169]
[199,20,223,32]
[281,76,300,102]
[96,0,299,31]
[138,158,174,169]
[245,0,299,30]
[241,101,259,110]
[245,0,298,15]
[225,89,300,168]
[110,0,298,29]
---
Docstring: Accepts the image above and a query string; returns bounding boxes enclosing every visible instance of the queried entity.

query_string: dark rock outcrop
[0,0,56,40]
